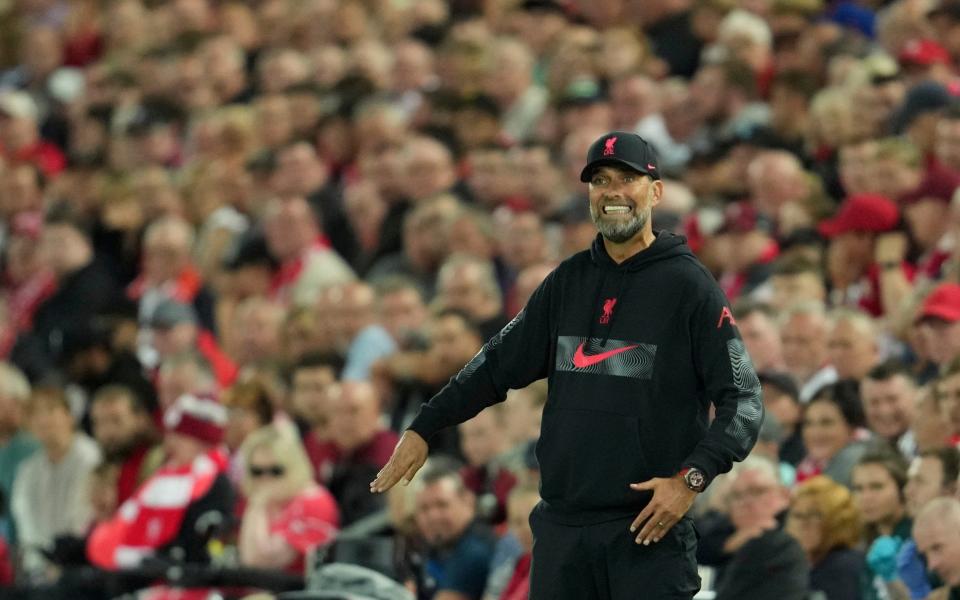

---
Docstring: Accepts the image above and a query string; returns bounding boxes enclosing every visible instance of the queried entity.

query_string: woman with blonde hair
[786,475,864,600]
[238,425,339,574]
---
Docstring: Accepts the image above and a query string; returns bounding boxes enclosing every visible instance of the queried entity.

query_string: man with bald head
[323,380,399,525]
[913,498,960,598]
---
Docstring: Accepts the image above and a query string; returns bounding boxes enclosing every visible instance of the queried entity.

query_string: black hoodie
[409,232,763,525]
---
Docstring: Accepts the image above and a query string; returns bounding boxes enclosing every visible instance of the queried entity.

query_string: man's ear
[649,179,664,207]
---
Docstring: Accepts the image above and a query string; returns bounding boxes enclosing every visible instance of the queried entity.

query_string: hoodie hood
[589,230,694,271]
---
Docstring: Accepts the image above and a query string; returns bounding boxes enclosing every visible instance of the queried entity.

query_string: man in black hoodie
[371,132,764,599]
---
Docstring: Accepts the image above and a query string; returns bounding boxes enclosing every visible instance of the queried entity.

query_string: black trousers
[528,510,701,600]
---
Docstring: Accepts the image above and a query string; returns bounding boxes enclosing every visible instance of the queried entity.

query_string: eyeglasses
[249,465,285,478]
[728,486,775,502]
[788,510,824,523]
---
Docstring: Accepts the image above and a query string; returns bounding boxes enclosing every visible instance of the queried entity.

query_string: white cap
[0,89,38,121]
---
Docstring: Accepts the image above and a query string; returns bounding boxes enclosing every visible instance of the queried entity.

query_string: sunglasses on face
[249,465,285,478]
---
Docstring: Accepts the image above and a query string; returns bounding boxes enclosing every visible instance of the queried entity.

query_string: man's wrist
[678,467,706,492]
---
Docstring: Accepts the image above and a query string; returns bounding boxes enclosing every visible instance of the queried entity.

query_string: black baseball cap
[580,131,661,182]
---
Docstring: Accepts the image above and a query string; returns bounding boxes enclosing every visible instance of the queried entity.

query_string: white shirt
[12,434,101,575]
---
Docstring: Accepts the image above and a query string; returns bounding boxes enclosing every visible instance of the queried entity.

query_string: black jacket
[714,528,809,600]
[409,232,764,524]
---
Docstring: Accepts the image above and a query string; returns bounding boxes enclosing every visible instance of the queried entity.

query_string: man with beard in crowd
[90,385,164,505]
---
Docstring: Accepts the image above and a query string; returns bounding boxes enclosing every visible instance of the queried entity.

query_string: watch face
[687,469,705,491]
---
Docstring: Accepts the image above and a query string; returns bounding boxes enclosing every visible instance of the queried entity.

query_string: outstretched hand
[369,430,428,493]
[629,476,698,545]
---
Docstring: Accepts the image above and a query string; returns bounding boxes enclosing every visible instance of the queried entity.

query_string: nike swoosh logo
[572,342,640,369]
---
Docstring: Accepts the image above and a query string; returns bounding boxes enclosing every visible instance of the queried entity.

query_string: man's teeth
[603,205,631,214]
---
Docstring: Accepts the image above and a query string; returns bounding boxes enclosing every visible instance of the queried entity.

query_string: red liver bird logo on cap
[603,136,618,156]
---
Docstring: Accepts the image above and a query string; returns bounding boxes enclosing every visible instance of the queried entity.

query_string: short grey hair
[730,454,781,486]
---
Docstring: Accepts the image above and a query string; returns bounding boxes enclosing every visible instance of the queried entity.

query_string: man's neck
[603,228,657,264]
[45,434,73,463]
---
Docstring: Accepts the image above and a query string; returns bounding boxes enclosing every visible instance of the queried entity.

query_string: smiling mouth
[602,205,632,215]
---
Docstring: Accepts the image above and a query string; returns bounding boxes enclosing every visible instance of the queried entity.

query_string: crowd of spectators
[3,0,960,598]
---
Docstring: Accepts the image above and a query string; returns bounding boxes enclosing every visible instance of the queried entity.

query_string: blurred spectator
[413,457,496,600]
[0,209,55,357]
[290,351,343,482]
[733,301,786,373]
[238,426,339,574]
[12,213,121,380]
[483,37,547,144]
[912,498,960,597]
[827,309,881,382]
[768,256,827,314]
[780,301,837,402]
[904,448,959,519]
[229,296,285,370]
[713,456,809,600]
[936,359,960,444]
[368,194,461,298]
[0,362,39,544]
[87,392,233,569]
[915,283,960,369]
[913,384,953,453]
[12,386,100,580]
[436,254,509,341]
[494,484,539,600]
[853,450,911,600]
[375,276,430,351]
[263,195,356,307]
[377,309,485,451]
[820,192,912,318]
[128,216,216,333]
[899,168,960,282]
[785,475,864,600]
[147,299,237,388]
[797,381,868,488]
[221,379,275,456]
[322,282,397,381]
[458,405,518,526]
[90,384,163,505]
[316,381,398,526]
[509,263,555,318]
[60,320,158,417]
[861,361,918,459]
[0,89,65,177]
[156,352,218,412]
[758,371,805,466]
[400,136,462,204]
[715,202,779,302]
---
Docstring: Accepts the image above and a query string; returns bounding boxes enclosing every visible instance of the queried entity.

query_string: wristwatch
[678,467,706,493]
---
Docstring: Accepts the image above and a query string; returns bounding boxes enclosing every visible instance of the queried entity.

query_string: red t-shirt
[269,486,340,574]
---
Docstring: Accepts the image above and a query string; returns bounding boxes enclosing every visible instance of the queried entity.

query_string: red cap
[899,167,960,205]
[917,283,960,322]
[818,194,900,238]
[164,392,226,445]
[899,39,952,66]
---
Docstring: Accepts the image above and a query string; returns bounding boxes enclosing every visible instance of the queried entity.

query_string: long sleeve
[683,286,763,486]
[408,273,555,442]
[10,459,40,551]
